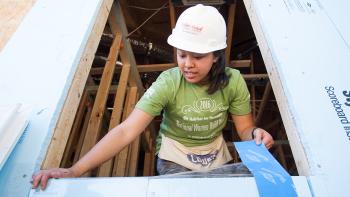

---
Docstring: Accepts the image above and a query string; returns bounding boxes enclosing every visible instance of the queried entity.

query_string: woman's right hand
[31,168,77,190]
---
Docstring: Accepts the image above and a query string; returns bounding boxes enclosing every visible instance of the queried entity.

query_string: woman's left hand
[252,128,274,149]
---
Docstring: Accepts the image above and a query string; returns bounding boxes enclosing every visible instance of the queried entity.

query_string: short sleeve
[228,72,251,115]
[136,70,175,116]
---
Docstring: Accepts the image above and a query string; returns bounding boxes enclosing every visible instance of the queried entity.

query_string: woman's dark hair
[206,50,231,94]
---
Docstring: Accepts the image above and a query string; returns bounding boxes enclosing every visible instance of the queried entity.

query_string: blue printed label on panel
[234,141,298,197]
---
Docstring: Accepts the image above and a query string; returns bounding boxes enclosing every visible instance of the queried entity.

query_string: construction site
[0,0,349,196]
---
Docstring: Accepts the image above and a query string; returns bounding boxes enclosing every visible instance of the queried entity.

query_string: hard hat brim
[167,34,227,54]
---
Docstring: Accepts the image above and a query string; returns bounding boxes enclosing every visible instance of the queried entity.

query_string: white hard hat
[167,4,227,54]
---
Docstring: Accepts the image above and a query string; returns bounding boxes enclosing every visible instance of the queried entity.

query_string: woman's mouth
[184,71,197,79]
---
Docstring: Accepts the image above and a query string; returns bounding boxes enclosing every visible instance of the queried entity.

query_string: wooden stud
[42,0,114,169]
[127,88,141,176]
[73,97,94,164]
[225,3,237,66]
[143,152,152,176]
[112,87,137,176]
[78,34,122,177]
[118,0,142,37]
[60,90,88,167]
[276,125,288,170]
[97,64,130,176]
[109,2,144,95]
[111,88,132,177]
[255,81,271,126]
[168,0,177,62]
[86,85,119,95]
[249,53,256,119]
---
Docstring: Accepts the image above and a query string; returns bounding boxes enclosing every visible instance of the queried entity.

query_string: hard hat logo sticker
[181,22,203,35]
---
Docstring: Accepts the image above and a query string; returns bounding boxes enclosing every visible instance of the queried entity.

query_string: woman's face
[176,49,217,84]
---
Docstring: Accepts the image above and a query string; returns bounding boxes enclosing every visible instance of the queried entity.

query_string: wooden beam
[127,88,141,176]
[137,63,175,72]
[85,85,118,94]
[142,129,156,177]
[230,59,251,68]
[169,0,177,62]
[111,88,132,177]
[97,59,131,177]
[276,126,288,170]
[73,99,93,164]
[60,90,88,167]
[255,81,271,126]
[78,34,122,177]
[118,0,142,37]
[225,3,237,65]
[250,53,256,119]
[143,152,152,176]
[112,87,138,176]
[109,2,144,95]
[42,0,113,169]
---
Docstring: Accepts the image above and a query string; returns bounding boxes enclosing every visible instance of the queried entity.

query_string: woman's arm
[231,113,274,148]
[32,108,154,189]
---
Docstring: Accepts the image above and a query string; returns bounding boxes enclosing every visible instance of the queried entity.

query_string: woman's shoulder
[225,67,242,83]
[159,67,181,78]
[225,67,241,76]
[157,67,184,86]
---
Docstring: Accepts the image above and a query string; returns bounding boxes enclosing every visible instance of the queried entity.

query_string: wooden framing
[73,100,94,164]
[250,53,256,119]
[168,0,177,62]
[42,0,114,169]
[112,87,139,176]
[78,34,122,177]
[97,47,130,177]
[126,87,141,176]
[109,2,144,95]
[60,90,88,167]
[255,81,271,126]
[225,3,237,65]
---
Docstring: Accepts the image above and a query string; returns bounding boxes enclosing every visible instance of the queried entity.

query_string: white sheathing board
[0,104,30,170]
[29,177,149,197]
[0,104,20,137]
[29,176,311,197]
[243,0,350,196]
[0,0,103,196]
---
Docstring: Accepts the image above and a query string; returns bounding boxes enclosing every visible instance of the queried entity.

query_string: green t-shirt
[136,67,251,151]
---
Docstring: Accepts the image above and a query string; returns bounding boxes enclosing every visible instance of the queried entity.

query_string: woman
[32,4,274,189]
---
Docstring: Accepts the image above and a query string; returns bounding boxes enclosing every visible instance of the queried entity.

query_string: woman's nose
[184,57,194,68]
